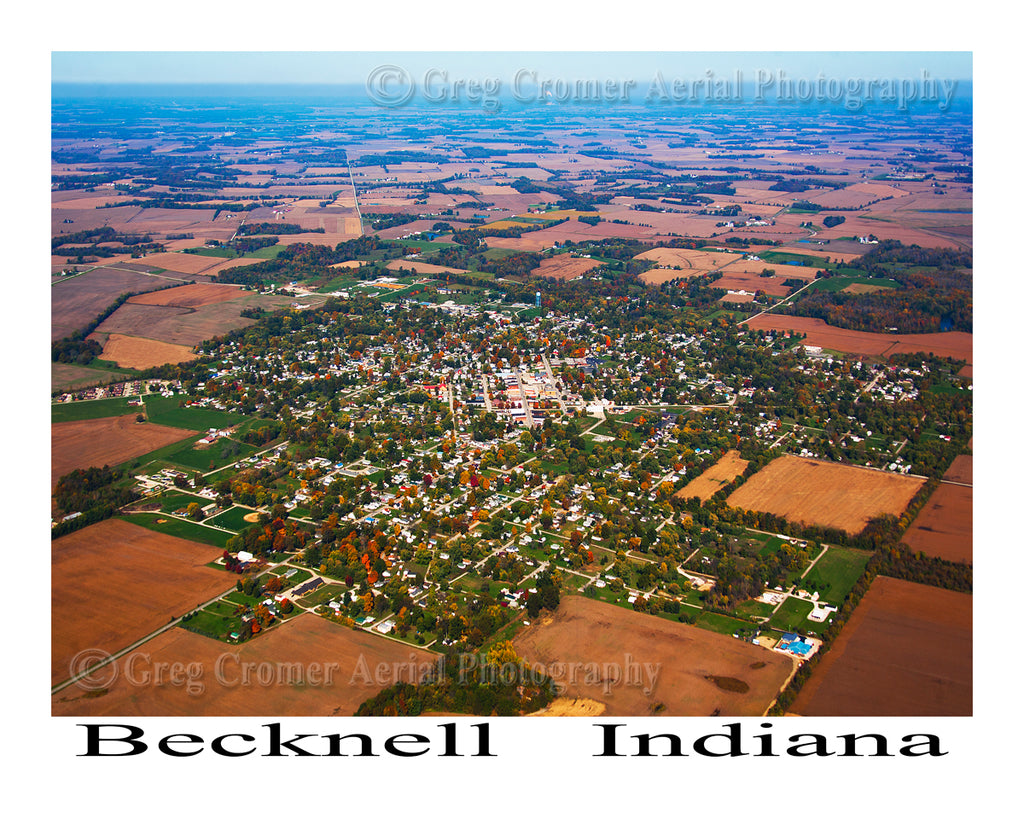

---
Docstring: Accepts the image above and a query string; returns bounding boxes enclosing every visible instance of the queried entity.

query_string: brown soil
[51,415,195,491]
[128,282,247,308]
[741,315,973,364]
[513,595,792,716]
[52,613,437,716]
[51,519,230,687]
[790,576,971,715]
[900,482,972,563]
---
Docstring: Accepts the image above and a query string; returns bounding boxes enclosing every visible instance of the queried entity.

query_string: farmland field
[51,518,230,687]
[789,576,971,715]
[900,482,972,563]
[97,333,197,369]
[535,254,604,280]
[741,315,973,364]
[674,449,749,502]
[128,282,247,308]
[726,455,926,535]
[51,361,135,392]
[51,414,195,491]
[513,595,793,716]
[52,613,437,716]
[51,266,181,341]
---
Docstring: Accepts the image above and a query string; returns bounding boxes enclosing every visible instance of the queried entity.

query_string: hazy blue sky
[52,52,972,85]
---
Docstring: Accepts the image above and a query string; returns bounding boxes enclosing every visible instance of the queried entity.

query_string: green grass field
[163,438,260,472]
[760,250,830,267]
[205,505,259,532]
[143,395,251,431]
[156,491,204,513]
[52,396,138,423]
[120,512,234,549]
[767,596,822,634]
[800,545,871,604]
[695,611,758,636]
[803,275,900,294]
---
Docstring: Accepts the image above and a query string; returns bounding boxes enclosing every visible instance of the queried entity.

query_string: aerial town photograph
[45,44,981,759]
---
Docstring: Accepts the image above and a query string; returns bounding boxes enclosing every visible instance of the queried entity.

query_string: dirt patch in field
[527,697,606,716]
[675,449,750,503]
[513,595,792,716]
[128,282,247,308]
[843,283,891,294]
[243,512,260,522]
[51,518,230,687]
[727,455,926,536]
[98,333,197,369]
[790,576,971,715]
[52,415,195,491]
[52,613,437,716]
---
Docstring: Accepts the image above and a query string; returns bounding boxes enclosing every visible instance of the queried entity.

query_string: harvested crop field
[98,333,197,369]
[900,482,972,563]
[535,254,604,280]
[93,292,300,348]
[51,266,182,341]
[51,518,230,688]
[52,613,437,716]
[513,595,793,716]
[636,247,740,284]
[128,282,246,308]
[52,414,195,491]
[727,455,926,536]
[790,576,971,715]
[131,251,227,276]
[386,259,469,277]
[740,315,973,364]
[675,449,750,503]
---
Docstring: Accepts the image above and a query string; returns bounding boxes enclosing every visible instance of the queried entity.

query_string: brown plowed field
[51,415,195,491]
[98,334,198,369]
[52,613,437,716]
[513,595,793,716]
[128,282,246,308]
[942,454,973,485]
[727,455,926,535]
[51,519,230,687]
[790,576,971,715]
[51,266,181,341]
[740,315,973,364]
[900,483,972,563]
[675,449,750,503]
